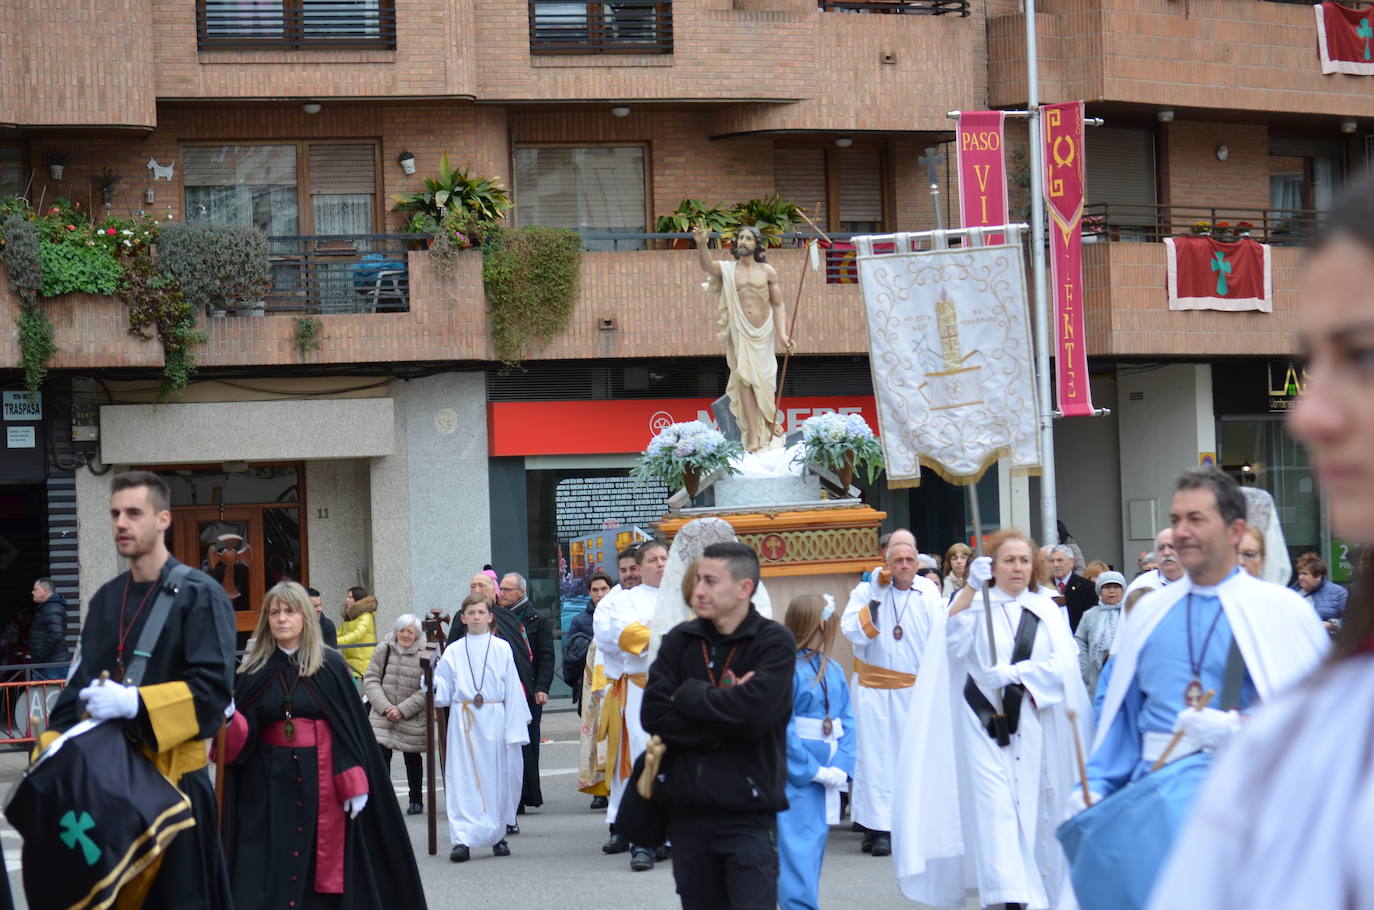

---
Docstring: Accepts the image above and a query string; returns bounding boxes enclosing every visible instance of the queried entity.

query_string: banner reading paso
[1042,100,1094,419]
[956,111,1009,245]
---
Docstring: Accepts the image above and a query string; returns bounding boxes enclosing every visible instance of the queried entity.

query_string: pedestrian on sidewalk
[337,586,378,679]
[365,613,429,815]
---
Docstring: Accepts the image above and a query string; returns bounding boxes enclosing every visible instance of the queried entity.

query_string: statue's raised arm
[691,225,722,278]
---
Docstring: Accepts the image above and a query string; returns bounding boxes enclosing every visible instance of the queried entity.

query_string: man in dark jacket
[499,572,555,815]
[27,578,70,680]
[307,587,338,649]
[642,541,795,910]
[1047,544,1096,631]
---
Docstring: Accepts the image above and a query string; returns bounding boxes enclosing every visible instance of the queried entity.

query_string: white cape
[1094,570,1329,753]
[892,587,1093,909]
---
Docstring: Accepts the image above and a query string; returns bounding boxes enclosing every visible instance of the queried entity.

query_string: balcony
[1083,203,1326,247]
[260,234,420,315]
[197,0,399,50]
[528,0,673,54]
[817,0,968,15]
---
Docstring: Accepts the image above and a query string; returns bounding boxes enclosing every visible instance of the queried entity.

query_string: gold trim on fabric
[70,797,195,910]
[138,682,199,754]
[853,658,916,690]
[617,623,651,657]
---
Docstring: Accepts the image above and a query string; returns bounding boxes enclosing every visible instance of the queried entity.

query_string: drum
[4,719,195,910]
[1055,752,1211,910]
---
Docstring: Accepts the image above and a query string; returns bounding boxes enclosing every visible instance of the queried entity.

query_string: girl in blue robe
[777,594,858,910]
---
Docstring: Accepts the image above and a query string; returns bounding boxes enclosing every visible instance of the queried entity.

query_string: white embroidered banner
[854,232,1040,487]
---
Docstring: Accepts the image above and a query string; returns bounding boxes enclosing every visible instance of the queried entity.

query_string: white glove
[976,663,1020,690]
[343,794,368,819]
[1066,787,1102,816]
[223,699,236,719]
[966,556,993,590]
[1172,707,1242,753]
[811,766,848,790]
[78,680,141,720]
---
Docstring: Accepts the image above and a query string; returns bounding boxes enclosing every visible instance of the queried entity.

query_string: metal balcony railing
[819,0,969,14]
[575,230,869,283]
[1082,203,1326,246]
[529,0,673,54]
[197,0,398,50]
[229,234,423,316]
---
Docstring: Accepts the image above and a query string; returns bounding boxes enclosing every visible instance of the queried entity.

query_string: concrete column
[999,457,1033,536]
[1054,374,1124,570]
[74,466,120,618]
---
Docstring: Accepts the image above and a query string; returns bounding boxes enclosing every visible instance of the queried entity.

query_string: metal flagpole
[1025,0,1059,543]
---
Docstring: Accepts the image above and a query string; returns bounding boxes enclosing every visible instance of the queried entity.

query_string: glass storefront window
[163,465,301,507]
[1220,417,1319,578]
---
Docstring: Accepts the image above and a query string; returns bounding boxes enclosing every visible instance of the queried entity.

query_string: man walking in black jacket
[28,578,70,680]
[642,541,795,910]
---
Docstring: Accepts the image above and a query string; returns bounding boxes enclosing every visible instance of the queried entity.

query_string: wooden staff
[1151,689,1215,772]
[769,205,833,439]
[1067,708,1091,807]
[422,609,450,856]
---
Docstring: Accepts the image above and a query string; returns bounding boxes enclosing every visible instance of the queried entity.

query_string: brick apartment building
[0,0,1369,643]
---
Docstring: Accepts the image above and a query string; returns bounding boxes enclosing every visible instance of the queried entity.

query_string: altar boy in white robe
[840,535,943,857]
[893,530,1092,910]
[434,593,532,863]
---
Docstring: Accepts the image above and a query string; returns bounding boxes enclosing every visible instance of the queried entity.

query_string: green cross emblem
[1211,251,1232,296]
[58,810,100,867]
[1358,18,1372,61]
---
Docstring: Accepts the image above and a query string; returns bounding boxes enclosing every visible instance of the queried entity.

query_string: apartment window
[774,144,889,233]
[197,0,397,49]
[183,143,379,236]
[528,0,672,55]
[0,148,24,199]
[513,146,648,250]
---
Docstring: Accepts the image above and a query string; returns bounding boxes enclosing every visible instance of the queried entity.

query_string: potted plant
[392,152,511,247]
[1081,214,1105,243]
[94,169,123,204]
[47,153,67,181]
[1190,220,1212,236]
[731,195,802,248]
[1213,221,1233,241]
[655,199,737,250]
[1236,221,1255,238]
[795,412,885,489]
[631,420,743,500]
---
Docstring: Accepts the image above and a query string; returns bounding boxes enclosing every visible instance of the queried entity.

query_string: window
[309,144,376,235]
[528,0,672,54]
[774,144,890,234]
[198,0,397,49]
[0,148,23,199]
[514,146,647,250]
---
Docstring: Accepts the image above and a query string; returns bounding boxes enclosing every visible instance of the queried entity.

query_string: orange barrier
[0,676,66,746]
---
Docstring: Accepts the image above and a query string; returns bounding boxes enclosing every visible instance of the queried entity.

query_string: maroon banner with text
[1042,101,1093,418]
[1316,2,1374,75]
[956,111,1009,245]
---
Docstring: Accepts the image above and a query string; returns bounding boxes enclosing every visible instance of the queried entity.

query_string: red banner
[956,111,1009,245]
[1316,2,1374,75]
[1164,236,1273,312]
[1042,101,1093,418]
[487,395,879,456]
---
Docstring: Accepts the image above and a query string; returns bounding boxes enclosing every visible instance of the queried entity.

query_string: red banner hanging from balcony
[1316,2,1374,75]
[1163,236,1273,312]
[1042,101,1094,418]
[956,111,1009,245]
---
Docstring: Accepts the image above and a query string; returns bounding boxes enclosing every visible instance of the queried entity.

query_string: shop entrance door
[173,508,265,634]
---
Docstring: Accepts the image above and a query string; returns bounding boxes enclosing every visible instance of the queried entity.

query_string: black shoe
[602,833,630,854]
[506,823,520,836]
[860,833,875,854]
[590,795,609,810]
[407,802,423,816]
[449,844,470,863]
[653,844,671,862]
[493,840,511,857]
[870,833,891,857]
[630,847,655,871]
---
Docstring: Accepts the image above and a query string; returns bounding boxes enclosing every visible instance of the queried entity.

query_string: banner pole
[1025,0,1059,543]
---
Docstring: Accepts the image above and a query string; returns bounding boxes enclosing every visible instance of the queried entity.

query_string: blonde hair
[240,581,324,677]
[944,542,973,580]
[1240,524,1265,557]
[783,594,837,683]
[681,558,698,612]
[1084,560,1111,582]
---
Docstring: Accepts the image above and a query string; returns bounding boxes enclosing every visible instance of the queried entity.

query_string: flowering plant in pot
[795,412,884,488]
[632,420,743,498]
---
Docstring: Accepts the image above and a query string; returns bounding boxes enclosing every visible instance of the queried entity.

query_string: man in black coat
[641,542,796,910]
[307,587,338,648]
[1047,544,1096,631]
[497,572,555,814]
[27,578,70,680]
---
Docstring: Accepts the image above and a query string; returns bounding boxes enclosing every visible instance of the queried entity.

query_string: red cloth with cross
[1163,236,1272,312]
[1316,2,1374,75]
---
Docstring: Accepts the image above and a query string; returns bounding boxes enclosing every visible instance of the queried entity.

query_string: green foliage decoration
[655,199,739,241]
[116,252,206,399]
[730,195,802,247]
[393,154,511,246]
[482,226,582,372]
[3,211,54,392]
[157,222,272,312]
[17,307,56,394]
[294,316,323,358]
[39,242,122,297]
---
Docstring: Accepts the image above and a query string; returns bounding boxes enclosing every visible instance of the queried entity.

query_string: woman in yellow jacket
[337,585,379,679]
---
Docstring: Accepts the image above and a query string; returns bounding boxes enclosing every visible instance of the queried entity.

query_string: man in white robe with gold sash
[841,536,943,857]
[593,540,668,871]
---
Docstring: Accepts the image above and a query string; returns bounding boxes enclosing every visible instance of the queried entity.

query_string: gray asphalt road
[0,709,970,908]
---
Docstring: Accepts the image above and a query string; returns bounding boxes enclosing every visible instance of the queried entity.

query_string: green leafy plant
[393,153,511,246]
[17,307,56,393]
[117,252,206,399]
[39,242,122,297]
[730,195,802,247]
[655,199,738,242]
[157,222,272,313]
[294,316,322,358]
[482,226,582,372]
[427,208,476,271]
[1,214,42,304]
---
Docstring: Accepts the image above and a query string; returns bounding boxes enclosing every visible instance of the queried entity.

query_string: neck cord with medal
[803,649,834,736]
[889,587,915,641]
[281,655,303,741]
[701,640,741,688]
[1184,592,1225,708]
[465,631,493,708]
[115,575,159,683]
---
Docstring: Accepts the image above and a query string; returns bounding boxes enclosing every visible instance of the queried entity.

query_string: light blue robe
[777,652,857,910]
[1085,578,1258,797]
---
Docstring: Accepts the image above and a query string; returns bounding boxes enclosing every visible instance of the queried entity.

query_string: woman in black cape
[220,581,427,908]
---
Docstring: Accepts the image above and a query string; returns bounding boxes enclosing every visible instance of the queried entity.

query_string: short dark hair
[112,470,171,512]
[1175,467,1246,526]
[35,578,55,593]
[617,544,641,563]
[348,586,369,602]
[635,540,667,565]
[701,541,760,591]
[586,572,614,590]
[306,587,321,598]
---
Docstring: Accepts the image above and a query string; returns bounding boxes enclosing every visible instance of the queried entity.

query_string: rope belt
[459,700,503,813]
[596,673,648,780]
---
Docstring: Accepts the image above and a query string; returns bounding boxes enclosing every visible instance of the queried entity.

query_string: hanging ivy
[294,316,322,358]
[3,214,55,392]
[482,227,582,372]
[117,252,206,400]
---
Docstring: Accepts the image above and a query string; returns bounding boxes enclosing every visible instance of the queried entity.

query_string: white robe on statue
[433,631,531,849]
[893,587,1093,910]
[840,575,943,833]
[593,581,658,826]
[707,259,777,453]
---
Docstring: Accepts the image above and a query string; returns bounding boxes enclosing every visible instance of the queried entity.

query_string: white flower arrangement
[796,412,885,484]
[632,420,744,490]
